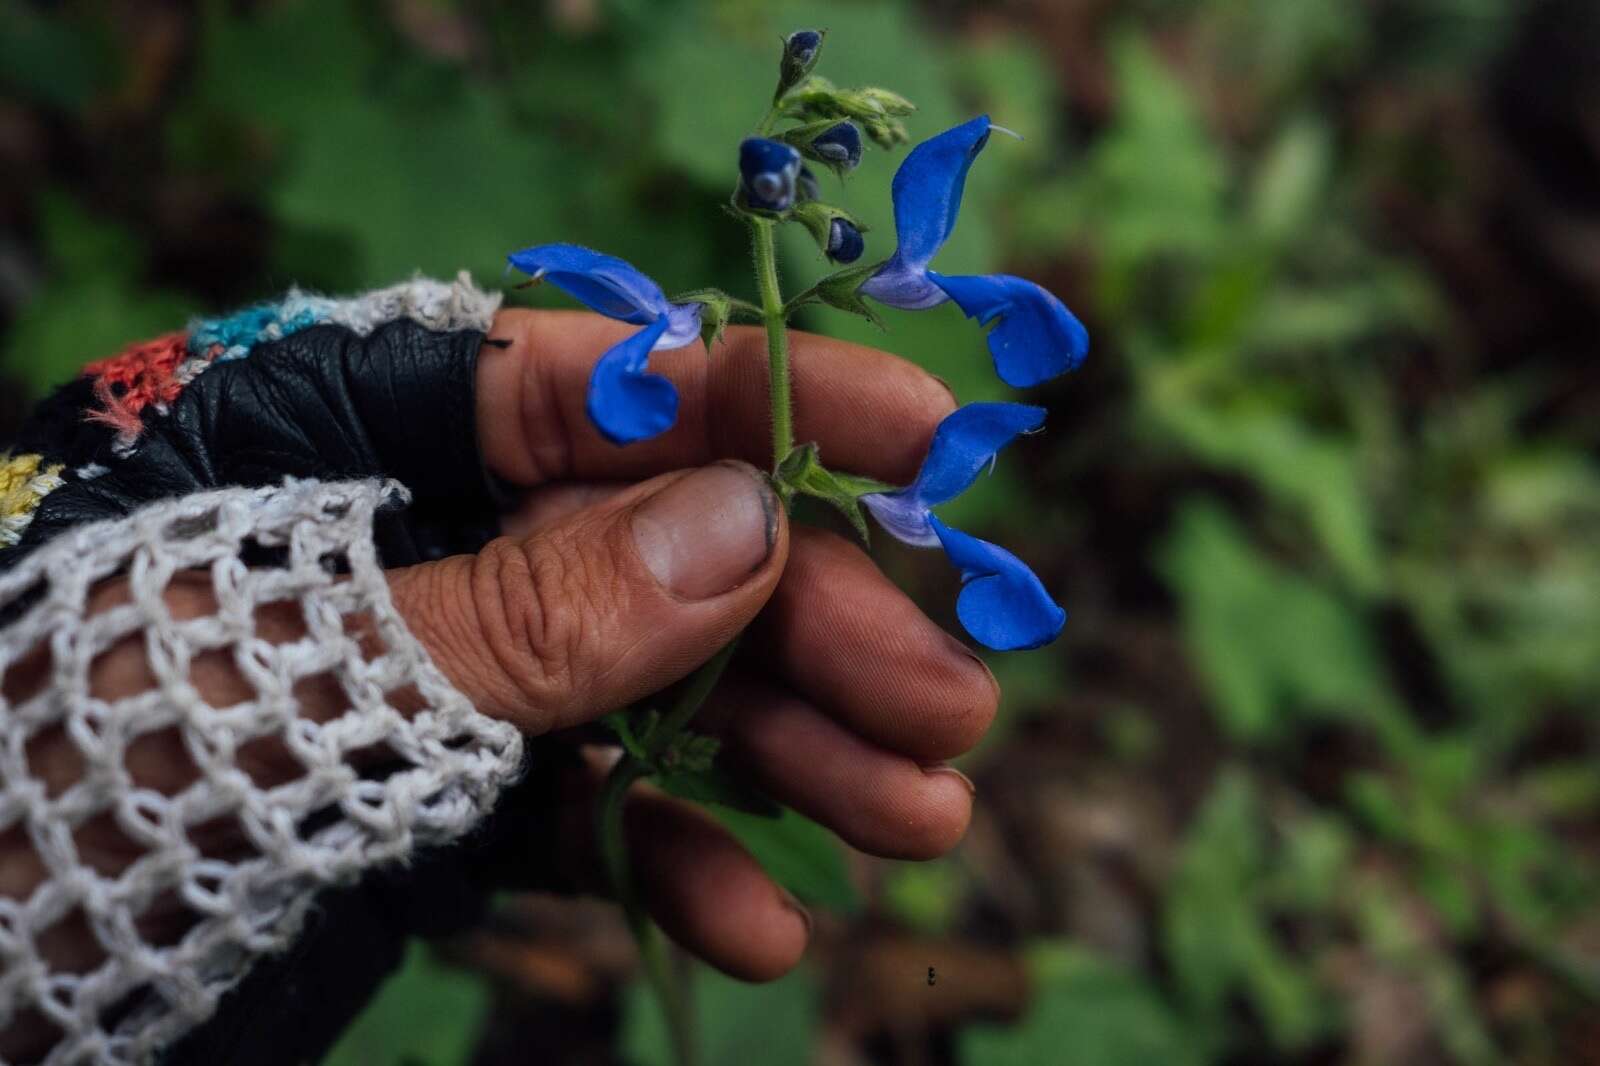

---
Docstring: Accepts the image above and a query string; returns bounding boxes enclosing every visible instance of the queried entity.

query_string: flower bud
[738,138,803,213]
[856,87,915,117]
[797,166,821,202]
[779,120,864,174]
[776,29,825,100]
[792,201,867,263]
[810,122,863,171]
[862,115,909,149]
[826,218,865,263]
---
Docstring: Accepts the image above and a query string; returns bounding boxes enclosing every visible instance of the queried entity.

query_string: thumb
[388,461,786,732]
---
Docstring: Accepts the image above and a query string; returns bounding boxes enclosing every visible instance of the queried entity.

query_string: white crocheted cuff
[0,479,523,1064]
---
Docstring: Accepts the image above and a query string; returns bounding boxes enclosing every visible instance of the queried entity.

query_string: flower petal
[861,491,939,548]
[909,402,1046,506]
[861,402,1044,549]
[930,272,1089,387]
[884,115,992,272]
[858,260,948,310]
[508,243,671,324]
[585,316,679,445]
[661,302,705,349]
[931,516,1064,651]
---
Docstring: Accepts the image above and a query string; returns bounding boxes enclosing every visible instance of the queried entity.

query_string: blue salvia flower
[826,218,865,263]
[859,115,1089,387]
[862,402,1065,650]
[740,138,803,211]
[811,121,864,171]
[508,243,703,445]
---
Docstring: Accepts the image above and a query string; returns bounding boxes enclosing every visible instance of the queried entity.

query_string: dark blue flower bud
[810,121,863,171]
[739,137,803,213]
[776,29,825,99]
[797,166,821,202]
[826,218,864,263]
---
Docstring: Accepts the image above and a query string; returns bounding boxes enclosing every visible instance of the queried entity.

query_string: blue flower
[858,115,1089,388]
[507,243,702,445]
[862,402,1064,650]
[826,218,865,263]
[740,138,803,212]
[811,122,864,171]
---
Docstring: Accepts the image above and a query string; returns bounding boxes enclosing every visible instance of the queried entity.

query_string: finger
[550,749,810,982]
[753,526,1000,763]
[624,783,811,982]
[389,462,787,733]
[709,675,974,860]
[477,309,957,488]
[500,481,630,539]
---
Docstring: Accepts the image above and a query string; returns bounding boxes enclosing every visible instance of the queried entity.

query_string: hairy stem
[596,213,794,1066]
[750,218,793,468]
[598,754,691,1066]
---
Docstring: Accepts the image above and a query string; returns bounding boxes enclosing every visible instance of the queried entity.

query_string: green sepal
[861,115,909,149]
[773,29,826,104]
[778,442,892,544]
[603,707,659,761]
[812,259,887,328]
[781,78,916,129]
[790,201,867,257]
[657,729,720,774]
[659,762,783,818]
[777,119,859,174]
[671,287,736,351]
[725,190,789,224]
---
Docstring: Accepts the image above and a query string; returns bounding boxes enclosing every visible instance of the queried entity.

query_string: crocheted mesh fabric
[0,479,522,1064]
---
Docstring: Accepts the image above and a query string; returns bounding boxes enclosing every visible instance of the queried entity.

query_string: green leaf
[714,807,859,913]
[622,963,819,1066]
[1163,771,1331,1051]
[1158,501,1400,745]
[961,943,1207,1066]
[322,942,489,1066]
[657,763,782,818]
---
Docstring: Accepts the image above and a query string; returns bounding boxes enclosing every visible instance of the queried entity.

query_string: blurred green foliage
[3,0,1597,1063]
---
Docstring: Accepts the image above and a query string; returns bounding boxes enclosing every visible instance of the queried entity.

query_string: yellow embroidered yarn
[0,452,65,548]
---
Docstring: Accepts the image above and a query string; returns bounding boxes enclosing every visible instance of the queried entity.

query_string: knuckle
[471,526,622,714]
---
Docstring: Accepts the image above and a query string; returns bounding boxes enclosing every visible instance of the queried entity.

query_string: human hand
[394,307,1000,980]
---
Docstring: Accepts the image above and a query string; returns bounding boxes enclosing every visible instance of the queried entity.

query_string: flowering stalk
[507,24,1089,1066]
[750,218,794,466]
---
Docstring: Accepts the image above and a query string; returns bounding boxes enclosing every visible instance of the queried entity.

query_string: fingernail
[922,763,977,796]
[945,632,1000,701]
[633,462,778,600]
[778,886,813,939]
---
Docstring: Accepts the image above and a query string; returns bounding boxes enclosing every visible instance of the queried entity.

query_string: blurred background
[3,0,1599,1063]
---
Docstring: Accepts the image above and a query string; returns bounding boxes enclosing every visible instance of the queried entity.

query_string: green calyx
[773,28,826,104]
[776,441,895,544]
[670,287,761,350]
[780,76,916,138]
[788,258,887,327]
[790,201,867,258]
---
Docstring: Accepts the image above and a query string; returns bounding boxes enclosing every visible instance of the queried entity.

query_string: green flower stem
[652,640,741,753]
[750,217,794,468]
[597,212,794,1066]
[597,753,691,1066]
